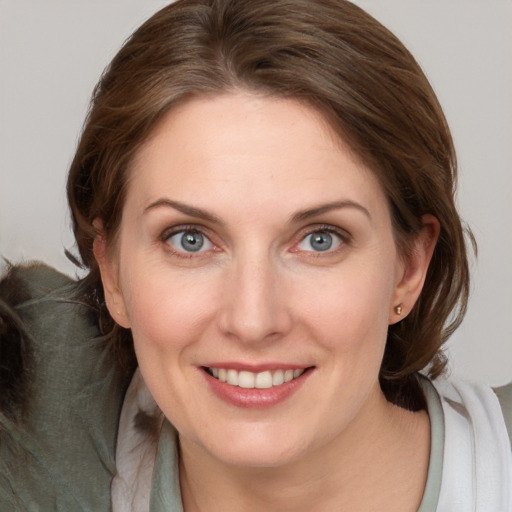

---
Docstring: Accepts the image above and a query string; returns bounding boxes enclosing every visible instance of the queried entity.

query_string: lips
[202,365,313,408]
[206,367,305,389]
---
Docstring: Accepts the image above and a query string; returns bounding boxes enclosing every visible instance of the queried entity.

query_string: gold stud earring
[394,304,403,315]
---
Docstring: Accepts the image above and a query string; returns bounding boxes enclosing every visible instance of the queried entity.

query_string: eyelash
[159,223,350,258]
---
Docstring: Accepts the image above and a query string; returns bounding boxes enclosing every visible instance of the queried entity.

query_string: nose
[217,253,292,345]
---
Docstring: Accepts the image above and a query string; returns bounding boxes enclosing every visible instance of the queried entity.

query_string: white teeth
[284,369,294,383]
[238,371,255,389]
[272,369,284,386]
[227,369,238,386]
[208,367,306,388]
[255,371,273,389]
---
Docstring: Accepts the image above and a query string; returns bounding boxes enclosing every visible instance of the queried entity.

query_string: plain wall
[1,0,511,385]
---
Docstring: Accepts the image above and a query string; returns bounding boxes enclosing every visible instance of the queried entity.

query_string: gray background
[1,1,511,385]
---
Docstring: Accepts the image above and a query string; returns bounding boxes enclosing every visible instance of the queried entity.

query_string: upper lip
[201,362,313,372]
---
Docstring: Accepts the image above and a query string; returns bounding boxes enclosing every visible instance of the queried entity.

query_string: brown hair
[67,0,473,408]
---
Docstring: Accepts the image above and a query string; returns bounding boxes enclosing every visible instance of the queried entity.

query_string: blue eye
[298,230,342,252]
[166,230,213,253]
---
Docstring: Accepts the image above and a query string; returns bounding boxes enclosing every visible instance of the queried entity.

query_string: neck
[179,387,430,512]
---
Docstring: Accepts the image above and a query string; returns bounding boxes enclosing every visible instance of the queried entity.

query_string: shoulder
[431,375,512,449]
[430,375,511,444]
[426,375,512,509]
[0,262,131,510]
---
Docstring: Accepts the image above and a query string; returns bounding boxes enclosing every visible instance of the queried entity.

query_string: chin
[211,442,304,469]
[188,423,311,469]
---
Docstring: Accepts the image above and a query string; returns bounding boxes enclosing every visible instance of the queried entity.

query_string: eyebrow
[144,198,371,225]
[291,200,372,224]
[144,198,223,225]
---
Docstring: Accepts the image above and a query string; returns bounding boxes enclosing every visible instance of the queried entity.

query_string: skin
[95,92,439,511]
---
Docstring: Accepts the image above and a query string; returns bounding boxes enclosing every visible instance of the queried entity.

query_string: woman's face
[99,92,428,468]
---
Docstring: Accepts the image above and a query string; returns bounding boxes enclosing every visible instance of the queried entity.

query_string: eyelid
[161,222,211,239]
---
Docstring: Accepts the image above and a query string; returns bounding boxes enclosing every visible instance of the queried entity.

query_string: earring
[394,304,403,315]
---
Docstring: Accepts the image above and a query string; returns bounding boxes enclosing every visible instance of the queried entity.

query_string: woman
[1,0,511,510]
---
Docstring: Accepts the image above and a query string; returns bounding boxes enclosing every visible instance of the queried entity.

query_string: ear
[92,219,131,328]
[389,214,440,324]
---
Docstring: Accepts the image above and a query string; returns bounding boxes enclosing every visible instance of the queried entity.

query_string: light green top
[417,378,445,511]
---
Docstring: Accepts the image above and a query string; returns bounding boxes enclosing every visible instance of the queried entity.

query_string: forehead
[126,92,388,220]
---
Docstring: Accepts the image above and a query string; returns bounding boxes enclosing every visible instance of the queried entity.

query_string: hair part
[67,0,474,409]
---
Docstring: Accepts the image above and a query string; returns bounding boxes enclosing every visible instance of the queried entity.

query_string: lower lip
[202,368,313,409]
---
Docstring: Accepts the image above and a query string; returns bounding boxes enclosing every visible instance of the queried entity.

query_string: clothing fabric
[0,264,131,511]
[1,264,511,511]
[433,379,512,510]
[112,370,163,512]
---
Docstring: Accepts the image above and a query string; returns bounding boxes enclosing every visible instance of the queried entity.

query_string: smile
[206,367,306,389]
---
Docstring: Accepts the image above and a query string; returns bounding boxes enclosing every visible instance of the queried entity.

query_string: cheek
[295,258,395,358]
[120,261,219,357]
[121,267,221,419]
